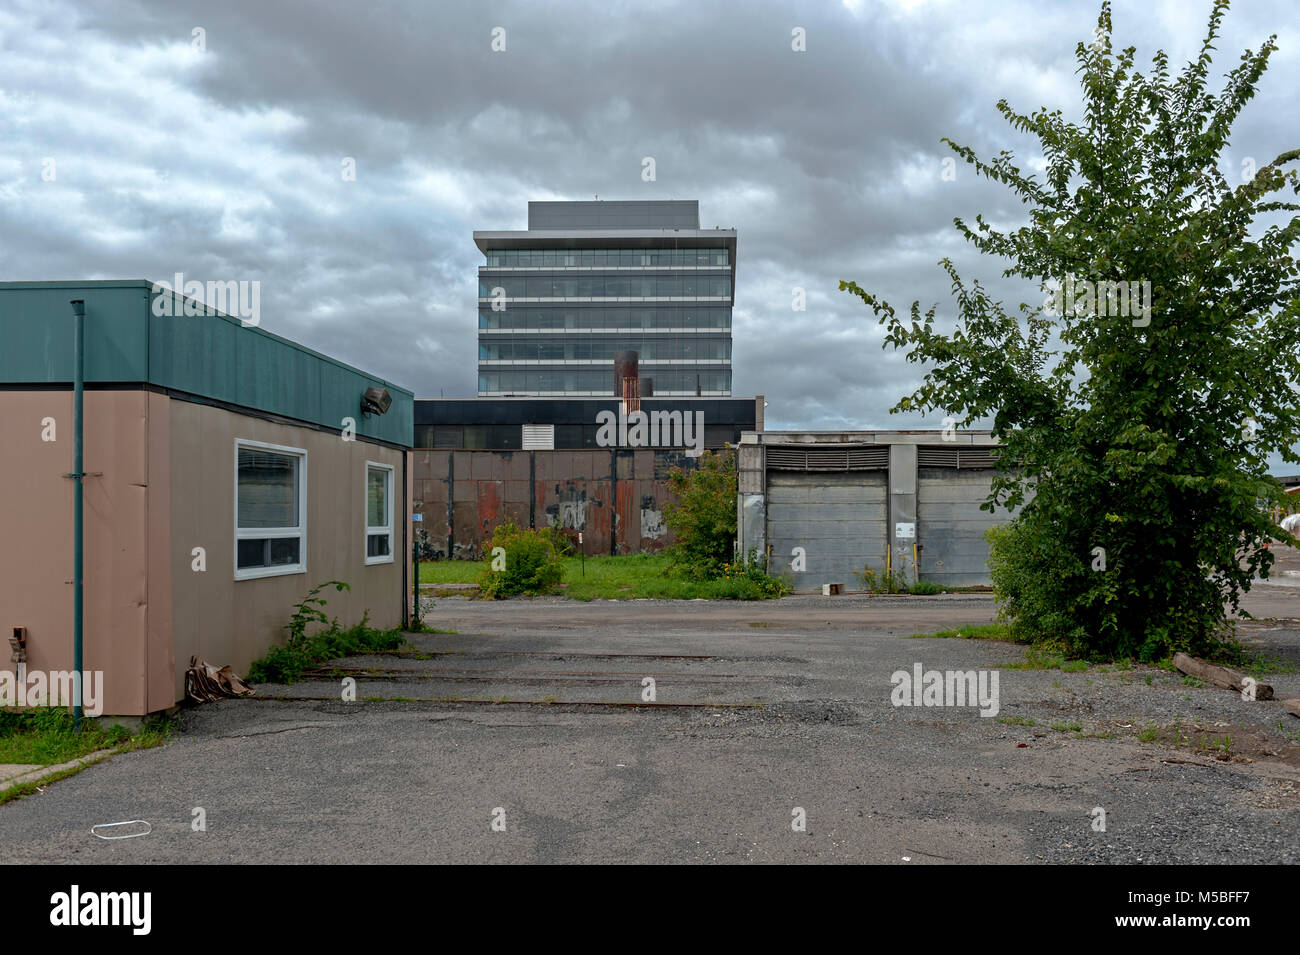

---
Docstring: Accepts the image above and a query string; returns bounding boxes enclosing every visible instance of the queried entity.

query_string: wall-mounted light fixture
[361,386,392,417]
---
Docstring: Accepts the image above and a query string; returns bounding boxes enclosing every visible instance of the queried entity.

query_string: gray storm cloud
[1,0,1294,455]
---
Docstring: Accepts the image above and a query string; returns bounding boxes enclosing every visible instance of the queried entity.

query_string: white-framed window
[234,439,307,580]
[365,461,394,564]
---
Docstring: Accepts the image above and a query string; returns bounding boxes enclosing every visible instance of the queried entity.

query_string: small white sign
[895,522,916,539]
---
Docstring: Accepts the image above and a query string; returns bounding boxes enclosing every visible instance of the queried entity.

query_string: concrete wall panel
[145,392,175,713]
[738,492,766,560]
[2,391,154,716]
[168,400,406,705]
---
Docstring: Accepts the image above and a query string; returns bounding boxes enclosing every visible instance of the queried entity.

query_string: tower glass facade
[475,200,736,396]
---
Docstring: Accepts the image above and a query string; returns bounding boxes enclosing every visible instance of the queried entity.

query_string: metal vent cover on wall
[521,424,555,450]
[766,445,889,471]
[917,446,997,469]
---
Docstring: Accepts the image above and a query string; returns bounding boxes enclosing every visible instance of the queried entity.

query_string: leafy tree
[663,449,738,580]
[843,0,1300,659]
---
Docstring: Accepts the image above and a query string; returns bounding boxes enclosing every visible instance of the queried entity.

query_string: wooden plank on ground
[1171,653,1274,700]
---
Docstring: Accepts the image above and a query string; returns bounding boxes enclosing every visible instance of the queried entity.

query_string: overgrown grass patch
[907,580,947,595]
[559,553,670,599]
[1136,720,1239,757]
[419,561,485,585]
[1236,648,1300,677]
[421,553,788,601]
[0,760,106,807]
[903,623,1017,642]
[566,572,787,601]
[423,553,673,595]
[0,708,171,766]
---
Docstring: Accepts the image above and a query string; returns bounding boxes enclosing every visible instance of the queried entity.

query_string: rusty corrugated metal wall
[413,449,699,558]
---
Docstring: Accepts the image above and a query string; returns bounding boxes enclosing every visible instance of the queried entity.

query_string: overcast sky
[2,0,1296,445]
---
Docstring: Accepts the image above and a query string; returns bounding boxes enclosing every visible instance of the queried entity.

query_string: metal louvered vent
[917,445,997,469]
[917,447,959,468]
[766,445,889,471]
[766,447,810,469]
[806,448,848,469]
[521,424,555,450]
[959,448,997,469]
[845,447,890,469]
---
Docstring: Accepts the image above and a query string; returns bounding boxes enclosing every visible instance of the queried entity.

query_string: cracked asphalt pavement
[2,586,1298,864]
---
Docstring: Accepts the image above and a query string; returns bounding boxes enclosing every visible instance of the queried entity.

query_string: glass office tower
[475,200,736,396]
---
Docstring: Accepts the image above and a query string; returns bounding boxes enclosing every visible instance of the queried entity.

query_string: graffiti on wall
[545,483,588,531]
[640,495,666,539]
[415,449,701,557]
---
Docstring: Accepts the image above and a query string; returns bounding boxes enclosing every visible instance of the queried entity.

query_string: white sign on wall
[895,522,916,539]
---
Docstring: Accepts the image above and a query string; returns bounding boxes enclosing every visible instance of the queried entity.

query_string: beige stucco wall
[0,390,171,716]
[167,399,409,703]
[1,388,409,716]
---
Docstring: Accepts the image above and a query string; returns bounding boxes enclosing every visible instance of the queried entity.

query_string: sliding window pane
[237,449,298,529]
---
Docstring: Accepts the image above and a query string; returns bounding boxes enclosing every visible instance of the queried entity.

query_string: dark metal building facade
[412,395,761,558]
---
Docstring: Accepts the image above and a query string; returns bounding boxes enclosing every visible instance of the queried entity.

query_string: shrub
[248,614,405,684]
[285,580,348,645]
[477,520,565,598]
[663,449,737,580]
[247,581,406,684]
[985,522,1092,655]
[720,548,793,598]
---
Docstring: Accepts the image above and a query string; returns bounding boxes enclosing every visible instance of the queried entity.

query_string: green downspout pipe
[69,299,85,731]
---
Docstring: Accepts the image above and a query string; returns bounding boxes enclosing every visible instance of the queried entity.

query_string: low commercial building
[414,392,763,557]
[737,429,1017,589]
[0,281,413,716]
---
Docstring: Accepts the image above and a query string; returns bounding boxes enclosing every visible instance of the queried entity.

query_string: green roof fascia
[0,280,413,447]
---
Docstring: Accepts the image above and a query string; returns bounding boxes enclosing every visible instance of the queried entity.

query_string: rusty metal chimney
[615,350,640,413]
